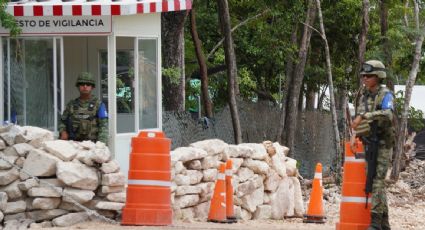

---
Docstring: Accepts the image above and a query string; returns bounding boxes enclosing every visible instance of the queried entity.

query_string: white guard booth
[0,0,191,177]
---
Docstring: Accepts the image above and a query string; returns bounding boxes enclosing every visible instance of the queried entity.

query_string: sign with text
[0,16,112,35]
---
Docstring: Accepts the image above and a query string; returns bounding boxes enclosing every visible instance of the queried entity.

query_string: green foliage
[162,67,181,86]
[0,0,21,36]
[394,90,425,132]
[184,0,425,118]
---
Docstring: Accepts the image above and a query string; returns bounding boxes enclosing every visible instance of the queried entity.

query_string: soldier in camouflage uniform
[351,60,394,230]
[59,72,109,144]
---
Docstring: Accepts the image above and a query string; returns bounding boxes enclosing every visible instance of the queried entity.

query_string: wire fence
[163,101,336,178]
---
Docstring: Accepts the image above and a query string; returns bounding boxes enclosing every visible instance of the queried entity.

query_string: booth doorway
[111,36,160,175]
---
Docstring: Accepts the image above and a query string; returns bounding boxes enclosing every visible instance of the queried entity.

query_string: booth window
[138,39,158,129]
[3,38,56,130]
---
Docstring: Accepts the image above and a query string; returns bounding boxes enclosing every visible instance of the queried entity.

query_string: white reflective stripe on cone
[341,196,371,203]
[127,179,172,187]
[314,172,322,179]
[225,170,232,176]
[217,173,225,180]
[345,156,366,163]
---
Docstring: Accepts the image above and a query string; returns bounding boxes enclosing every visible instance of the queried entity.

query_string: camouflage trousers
[366,144,392,214]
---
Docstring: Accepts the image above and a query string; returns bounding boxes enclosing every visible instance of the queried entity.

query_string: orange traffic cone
[303,163,326,223]
[225,160,237,223]
[208,163,227,223]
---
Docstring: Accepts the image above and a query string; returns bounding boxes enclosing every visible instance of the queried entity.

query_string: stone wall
[171,139,304,221]
[0,125,125,228]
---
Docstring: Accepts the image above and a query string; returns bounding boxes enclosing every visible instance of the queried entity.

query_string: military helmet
[360,60,386,79]
[75,72,95,87]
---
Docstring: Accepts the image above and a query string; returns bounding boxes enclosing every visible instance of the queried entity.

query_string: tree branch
[206,8,271,60]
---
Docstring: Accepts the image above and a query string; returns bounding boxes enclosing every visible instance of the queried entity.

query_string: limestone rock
[193,201,209,221]
[285,157,298,177]
[62,188,95,204]
[101,172,125,187]
[171,147,208,162]
[101,185,125,194]
[27,209,69,222]
[264,170,281,192]
[0,139,6,150]
[230,158,244,172]
[100,161,120,174]
[239,143,268,160]
[16,126,54,148]
[1,180,22,200]
[4,200,26,214]
[273,142,289,156]
[92,147,111,164]
[23,149,60,177]
[0,168,19,186]
[28,187,62,197]
[32,198,61,210]
[174,194,199,209]
[30,221,53,229]
[52,212,89,227]
[291,177,304,217]
[17,178,39,191]
[186,170,203,185]
[175,186,202,196]
[0,155,17,170]
[57,161,99,190]
[0,192,7,211]
[94,201,125,210]
[240,208,252,220]
[202,168,217,182]
[270,177,292,219]
[185,160,202,170]
[253,205,272,220]
[106,192,126,203]
[237,167,255,183]
[200,155,220,169]
[225,144,254,158]
[0,126,22,146]
[240,186,264,213]
[189,139,228,156]
[43,140,78,161]
[242,159,270,175]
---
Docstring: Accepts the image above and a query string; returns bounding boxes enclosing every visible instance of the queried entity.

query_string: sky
[394,85,425,112]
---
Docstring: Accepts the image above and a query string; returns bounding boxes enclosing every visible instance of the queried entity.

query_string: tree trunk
[380,0,393,91]
[358,0,369,87]
[277,24,298,143]
[189,7,213,118]
[392,1,424,180]
[217,0,242,144]
[305,85,316,111]
[285,0,316,156]
[161,11,188,111]
[316,0,342,183]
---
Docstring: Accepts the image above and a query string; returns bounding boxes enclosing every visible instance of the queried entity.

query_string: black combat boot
[367,212,382,230]
[381,212,391,230]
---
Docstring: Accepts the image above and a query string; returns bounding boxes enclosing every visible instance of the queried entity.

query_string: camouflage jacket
[59,96,108,144]
[355,85,395,147]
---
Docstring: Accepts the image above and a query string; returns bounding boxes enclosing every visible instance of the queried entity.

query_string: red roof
[6,0,192,16]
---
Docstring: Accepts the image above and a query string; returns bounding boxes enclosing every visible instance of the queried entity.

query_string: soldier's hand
[351,115,363,129]
[60,131,69,140]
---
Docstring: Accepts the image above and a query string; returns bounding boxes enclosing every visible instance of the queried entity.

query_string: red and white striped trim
[6,0,192,16]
